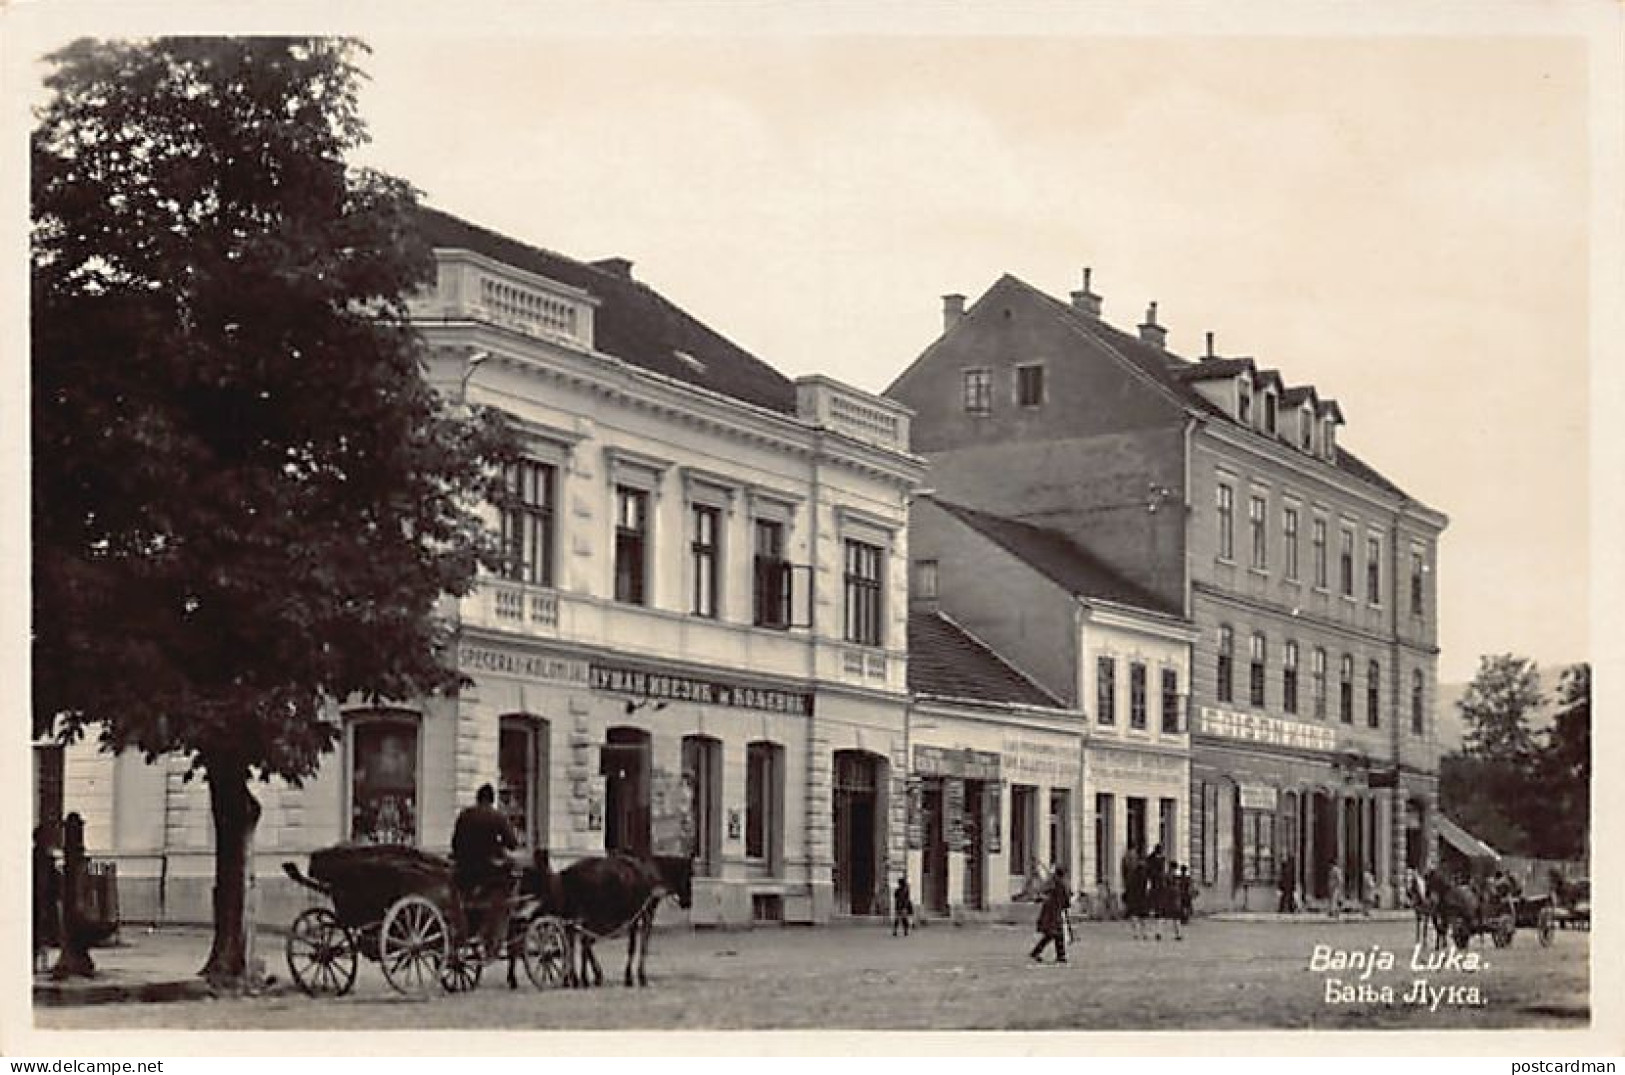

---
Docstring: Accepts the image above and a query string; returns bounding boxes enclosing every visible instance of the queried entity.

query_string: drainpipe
[1180,416,1199,622]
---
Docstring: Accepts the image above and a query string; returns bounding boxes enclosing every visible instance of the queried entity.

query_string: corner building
[47,208,925,928]
[886,274,1447,911]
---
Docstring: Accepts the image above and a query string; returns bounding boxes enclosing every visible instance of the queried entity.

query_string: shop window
[1094,793,1115,892]
[745,741,784,869]
[683,735,723,877]
[1049,789,1071,873]
[1010,784,1038,878]
[1160,668,1182,733]
[843,539,884,646]
[349,712,420,846]
[1217,626,1234,704]
[1129,662,1148,729]
[499,716,549,850]
[1097,655,1117,724]
[1242,808,1275,885]
[602,727,651,858]
[1159,798,1178,855]
[1126,796,1148,858]
[614,486,649,606]
[499,460,556,586]
[690,504,720,619]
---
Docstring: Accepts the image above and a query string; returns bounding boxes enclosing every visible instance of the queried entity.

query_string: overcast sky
[10,4,1617,687]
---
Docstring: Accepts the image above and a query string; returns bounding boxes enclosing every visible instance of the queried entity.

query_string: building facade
[43,207,926,928]
[886,273,1446,911]
[908,495,1194,911]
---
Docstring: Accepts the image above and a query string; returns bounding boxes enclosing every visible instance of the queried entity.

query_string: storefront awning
[1436,814,1500,862]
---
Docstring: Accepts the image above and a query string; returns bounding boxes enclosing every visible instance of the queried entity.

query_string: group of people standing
[1276,853,1381,918]
[1119,844,1194,941]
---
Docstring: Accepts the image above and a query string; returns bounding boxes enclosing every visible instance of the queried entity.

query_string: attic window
[1264,393,1277,435]
[1237,381,1252,425]
[674,350,707,375]
[1301,408,1314,450]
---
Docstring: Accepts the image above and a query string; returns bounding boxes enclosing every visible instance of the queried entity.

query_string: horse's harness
[569,890,670,944]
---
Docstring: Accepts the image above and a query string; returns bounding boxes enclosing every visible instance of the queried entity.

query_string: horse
[1404,869,1432,946]
[557,852,693,988]
[502,849,570,990]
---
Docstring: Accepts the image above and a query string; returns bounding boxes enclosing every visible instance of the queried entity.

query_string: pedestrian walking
[1327,862,1345,920]
[1029,866,1071,964]
[892,875,913,937]
[1176,864,1195,927]
[1278,853,1297,913]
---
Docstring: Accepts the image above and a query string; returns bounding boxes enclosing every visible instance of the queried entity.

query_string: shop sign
[1088,748,1186,785]
[945,778,966,853]
[459,645,590,685]
[914,745,1002,781]
[589,661,814,716]
[1001,734,1081,783]
[1197,706,1337,753]
[1239,784,1278,811]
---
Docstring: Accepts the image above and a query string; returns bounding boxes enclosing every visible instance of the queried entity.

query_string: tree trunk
[200,758,263,991]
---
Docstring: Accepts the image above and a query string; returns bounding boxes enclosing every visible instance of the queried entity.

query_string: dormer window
[1264,393,1278,435]
[1322,418,1336,459]
[1301,407,1314,450]
[1238,381,1252,424]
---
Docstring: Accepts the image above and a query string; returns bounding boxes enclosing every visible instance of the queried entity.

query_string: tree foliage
[32,37,514,983]
[1457,653,1544,762]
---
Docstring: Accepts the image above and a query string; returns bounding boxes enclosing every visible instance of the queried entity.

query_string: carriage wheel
[285,908,357,997]
[1538,907,1556,947]
[521,916,571,990]
[439,946,484,993]
[379,895,449,997]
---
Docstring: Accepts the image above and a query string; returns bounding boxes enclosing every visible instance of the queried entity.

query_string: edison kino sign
[1197,705,1337,753]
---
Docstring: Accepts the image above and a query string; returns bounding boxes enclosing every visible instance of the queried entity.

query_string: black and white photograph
[7,0,1620,1056]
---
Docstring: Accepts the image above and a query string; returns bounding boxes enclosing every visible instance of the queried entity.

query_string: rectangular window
[1126,797,1148,858]
[843,539,884,646]
[350,715,419,846]
[1249,633,1267,707]
[1130,662,1148,729]
[1411,551,1426,618]
[1284,506,1300,581]
[1410,671,1425,736]
[1313,518,1328,589]
[1366,536,1382,605]
[690,504,720,618]
[1340,654,1355,724]
[1097,655,1117,725]
[913,558,939,601]
[753,519,790,629]
[1264,393,1278,435]
[1238,383,1252,425]
[963,368,992,414]
[1313,648,1328,719]
[1250,495,1268,569]
[499,460,556,586]
[1094,794,1115,892]
[1160,668,1181,733]
[613,486,649,605]
[1217,484,1234,561]
[1367,659,1382,728]
[498,718,547,851]
[1159,798,1179,856]
[1217,626,1234,704]
[1340,527,1355,597]
[1283,641,1300,715]
[1016,364,1045,407]
[745,741,783,865]
[1010,785,1038,877]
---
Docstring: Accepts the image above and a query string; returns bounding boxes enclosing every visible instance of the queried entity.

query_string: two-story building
[886,272,1447,911]
[908,495,1194,907]
[44,207,926,929]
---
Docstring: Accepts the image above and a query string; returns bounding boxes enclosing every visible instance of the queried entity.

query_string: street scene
[20,16,1600,1052]
[36,915,1591,1032]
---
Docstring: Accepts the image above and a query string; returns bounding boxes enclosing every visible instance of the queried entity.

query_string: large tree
[1533,663,1590,860]
[32,37,512,988]
[1457,653,1544,762]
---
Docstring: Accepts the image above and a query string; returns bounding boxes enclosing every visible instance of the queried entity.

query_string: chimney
[942,293,967,333]
[1203,331,1217,361]
[1070,268,1102,318]
[591,256,634,279]
[1138,301,1167,350]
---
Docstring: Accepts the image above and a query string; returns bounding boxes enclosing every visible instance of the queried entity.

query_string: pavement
[32,909,1418,1008]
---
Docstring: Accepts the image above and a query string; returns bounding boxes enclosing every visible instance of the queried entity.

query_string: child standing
[892,875,913,936]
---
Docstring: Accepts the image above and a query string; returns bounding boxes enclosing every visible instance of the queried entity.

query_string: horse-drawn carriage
[281,844,571,998]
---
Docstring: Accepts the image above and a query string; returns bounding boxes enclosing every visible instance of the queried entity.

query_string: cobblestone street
[36,916,1589,1032]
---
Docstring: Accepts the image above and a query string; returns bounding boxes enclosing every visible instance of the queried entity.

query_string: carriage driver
[451,783,520,956]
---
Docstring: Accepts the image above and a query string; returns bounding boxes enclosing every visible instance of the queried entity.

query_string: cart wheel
[285,907,357,997]
[440,946,484,993]
[379,895,449,997]
[521,916,571,990]
[1538,907,1556,947]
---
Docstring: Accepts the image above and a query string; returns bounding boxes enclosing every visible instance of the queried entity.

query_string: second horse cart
[282,844,572,997]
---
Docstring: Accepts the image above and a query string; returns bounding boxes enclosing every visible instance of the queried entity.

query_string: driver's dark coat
[451,803,518,883]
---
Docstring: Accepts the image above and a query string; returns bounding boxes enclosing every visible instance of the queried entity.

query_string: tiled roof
[1008,276,1413,501]
[415,206,798,414]
[929,497,1183,617]
[1176,357,1256,382]
[906,610,1065,708]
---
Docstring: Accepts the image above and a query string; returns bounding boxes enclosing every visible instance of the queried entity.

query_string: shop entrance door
[1311,792,1336,899]
[833,751,884,915]
[921,777,949,913]
[601,726,650,858]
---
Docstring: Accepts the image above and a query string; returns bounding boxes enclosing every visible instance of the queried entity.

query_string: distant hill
[1435,663,1574,754]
